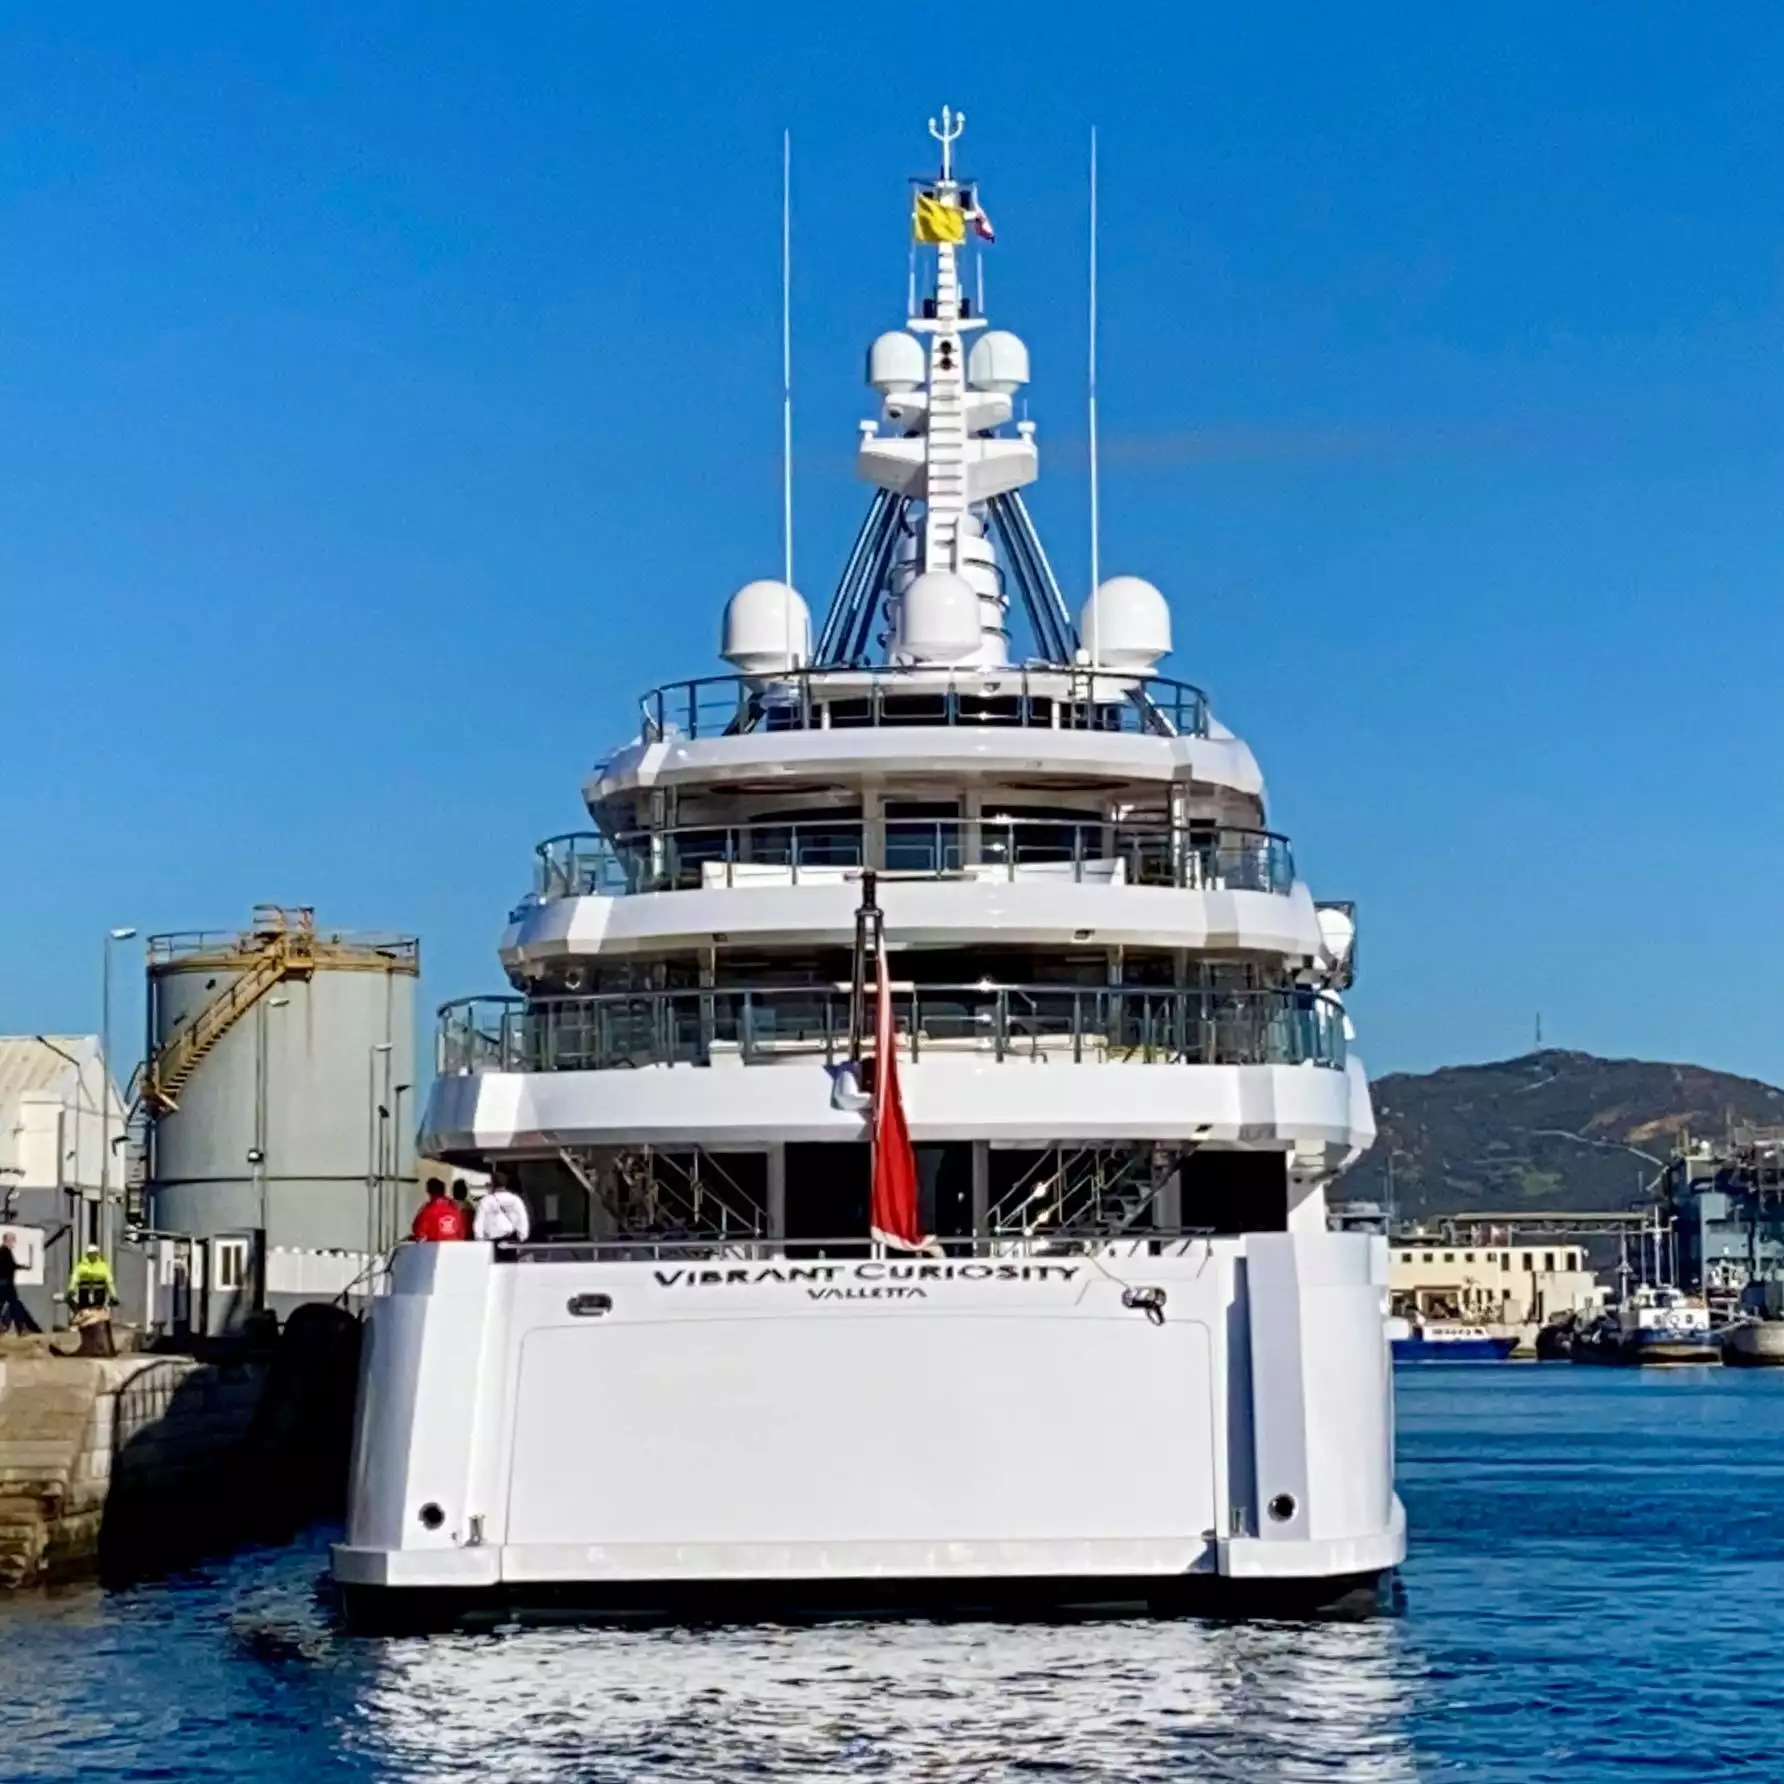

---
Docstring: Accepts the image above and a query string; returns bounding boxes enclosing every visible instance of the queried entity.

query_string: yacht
[334,112,1405,1624]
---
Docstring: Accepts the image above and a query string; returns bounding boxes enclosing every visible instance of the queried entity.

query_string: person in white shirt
[473,1181,531,1244]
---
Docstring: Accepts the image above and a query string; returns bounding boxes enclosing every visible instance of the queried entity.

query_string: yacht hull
[333,1565,1397,1632]
[334,1234,1405,1623]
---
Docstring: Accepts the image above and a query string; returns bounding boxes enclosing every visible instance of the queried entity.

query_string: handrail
[143,925,317,1112]
[530,819,1295,900]
[635,664,1210,743]
[148,907,418,968]
[436,983,1346,1075]
[496,1232,1229,1261]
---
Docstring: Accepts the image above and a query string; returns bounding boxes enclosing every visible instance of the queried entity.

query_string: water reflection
[346,1615,1423,1781]
[17,1370,1784,1781]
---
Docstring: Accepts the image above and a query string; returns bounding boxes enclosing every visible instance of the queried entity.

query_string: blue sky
[4,3,1783,1083]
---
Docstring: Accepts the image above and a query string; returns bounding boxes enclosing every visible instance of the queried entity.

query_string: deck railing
[635,666,1209,744]
[436,984,1345,1076]
[495,1233,1230,1262]
[531,820,1294,901]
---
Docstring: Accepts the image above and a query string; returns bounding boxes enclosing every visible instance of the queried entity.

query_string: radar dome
[721,579,811,676]
[896,570,981,665]
[1316,904,1356,967]
[868,331,926,395]
[967,330,1030,394]
[1079,575,1171,672]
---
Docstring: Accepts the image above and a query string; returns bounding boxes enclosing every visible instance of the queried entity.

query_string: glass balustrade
[436,985,1345,1076]
[529,821,1295,900]
[635,666,1209,743]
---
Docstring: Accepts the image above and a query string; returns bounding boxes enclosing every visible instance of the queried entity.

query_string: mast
[1088,124,1101,673]
[919,105,969,577]
[782,128,795,595]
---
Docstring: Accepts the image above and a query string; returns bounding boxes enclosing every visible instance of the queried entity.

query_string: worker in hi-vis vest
[67,1245,119,1357]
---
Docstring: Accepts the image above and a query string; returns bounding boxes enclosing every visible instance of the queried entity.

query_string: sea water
[2,1366,1780,1781]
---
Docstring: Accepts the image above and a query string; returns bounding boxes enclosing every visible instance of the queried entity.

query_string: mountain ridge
[1344,1049,1784,1220]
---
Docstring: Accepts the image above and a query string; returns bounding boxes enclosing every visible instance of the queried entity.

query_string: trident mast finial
[928,105,964,185]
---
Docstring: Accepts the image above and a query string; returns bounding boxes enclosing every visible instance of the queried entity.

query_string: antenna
[781,127,795,602]
[929,105,964,184]
[1087,124,1101,675]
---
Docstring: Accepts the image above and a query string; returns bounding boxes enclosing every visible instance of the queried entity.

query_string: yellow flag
[912,191,966,246]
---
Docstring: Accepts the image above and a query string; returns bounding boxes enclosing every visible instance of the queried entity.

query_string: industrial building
[140,906,420,1326]
[0,1035,131,1328]
[1390,1237,1603,1326]
[1659,1131,1784,1307]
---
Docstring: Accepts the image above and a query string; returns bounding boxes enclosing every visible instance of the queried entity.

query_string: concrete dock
[0,1345,266,1586]
[0,1306,360,1589]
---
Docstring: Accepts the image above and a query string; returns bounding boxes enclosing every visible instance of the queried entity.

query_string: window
[1522,1253,1534,1272]
[1568,1250,1580,1270]
[1400,1252,1414,1264]
[1544,1251,1556,1273]
[1464,1252,1475,1264]
[1443,1253,1454,1264]
[1501,1252,1512,1269]
[213,1238,248,1291]
[1423,1252,1434,1263]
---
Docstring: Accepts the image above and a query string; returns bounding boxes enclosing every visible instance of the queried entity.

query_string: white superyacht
[335,114,1403,1624]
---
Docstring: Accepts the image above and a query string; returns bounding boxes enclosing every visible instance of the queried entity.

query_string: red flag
[869,947,927,1250]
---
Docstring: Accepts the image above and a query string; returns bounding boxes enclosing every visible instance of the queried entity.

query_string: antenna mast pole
[1088,125,1101,674]
[781,128,795,599]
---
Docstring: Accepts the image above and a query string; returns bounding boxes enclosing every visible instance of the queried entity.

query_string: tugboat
[1614,1284,1718,1364]
[1573,1286,1718,1365]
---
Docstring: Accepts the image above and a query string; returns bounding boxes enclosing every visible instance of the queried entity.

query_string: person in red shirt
[411,1180,470,1242]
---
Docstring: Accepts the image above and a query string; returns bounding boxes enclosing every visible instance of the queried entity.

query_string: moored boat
[1722,1320,1784,1366]
[1573,1286,1718,1365]
[1390,1318,1517,1363]
[1534,1312,1578,1360]
[333,110,1403,1627]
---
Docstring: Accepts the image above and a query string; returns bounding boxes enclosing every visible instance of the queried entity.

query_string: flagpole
[1088,124,1101,679]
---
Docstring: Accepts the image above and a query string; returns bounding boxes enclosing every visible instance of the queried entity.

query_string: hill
[1343,1050,1784,1221]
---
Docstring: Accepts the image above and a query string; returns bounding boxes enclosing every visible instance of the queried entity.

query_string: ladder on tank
[140,907,318,1113]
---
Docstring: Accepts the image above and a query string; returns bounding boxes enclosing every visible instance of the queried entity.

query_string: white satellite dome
[867,331,926,395]
[967,330,1030,394]
[896,570,982,665]
[1316,903,1356,969]
[721,579,811,676]
[1079,575,1172,672]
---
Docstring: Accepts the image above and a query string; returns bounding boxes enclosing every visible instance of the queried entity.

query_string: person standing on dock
[67,1245,117,1356]
[0,1234,39,1334]
[472,1177,531,1246]
[410,1180,469,1242]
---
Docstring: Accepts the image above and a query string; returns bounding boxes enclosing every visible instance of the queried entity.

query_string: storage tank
[143,906,420,1259]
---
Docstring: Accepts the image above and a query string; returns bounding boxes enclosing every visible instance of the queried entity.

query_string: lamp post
[100,927,138,1264]
[391,1084,413,1250]
[367,1042,393,1260]
[252,995,291,1254]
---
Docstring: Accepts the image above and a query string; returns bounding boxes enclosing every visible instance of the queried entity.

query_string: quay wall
[0,1305,361,1588]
